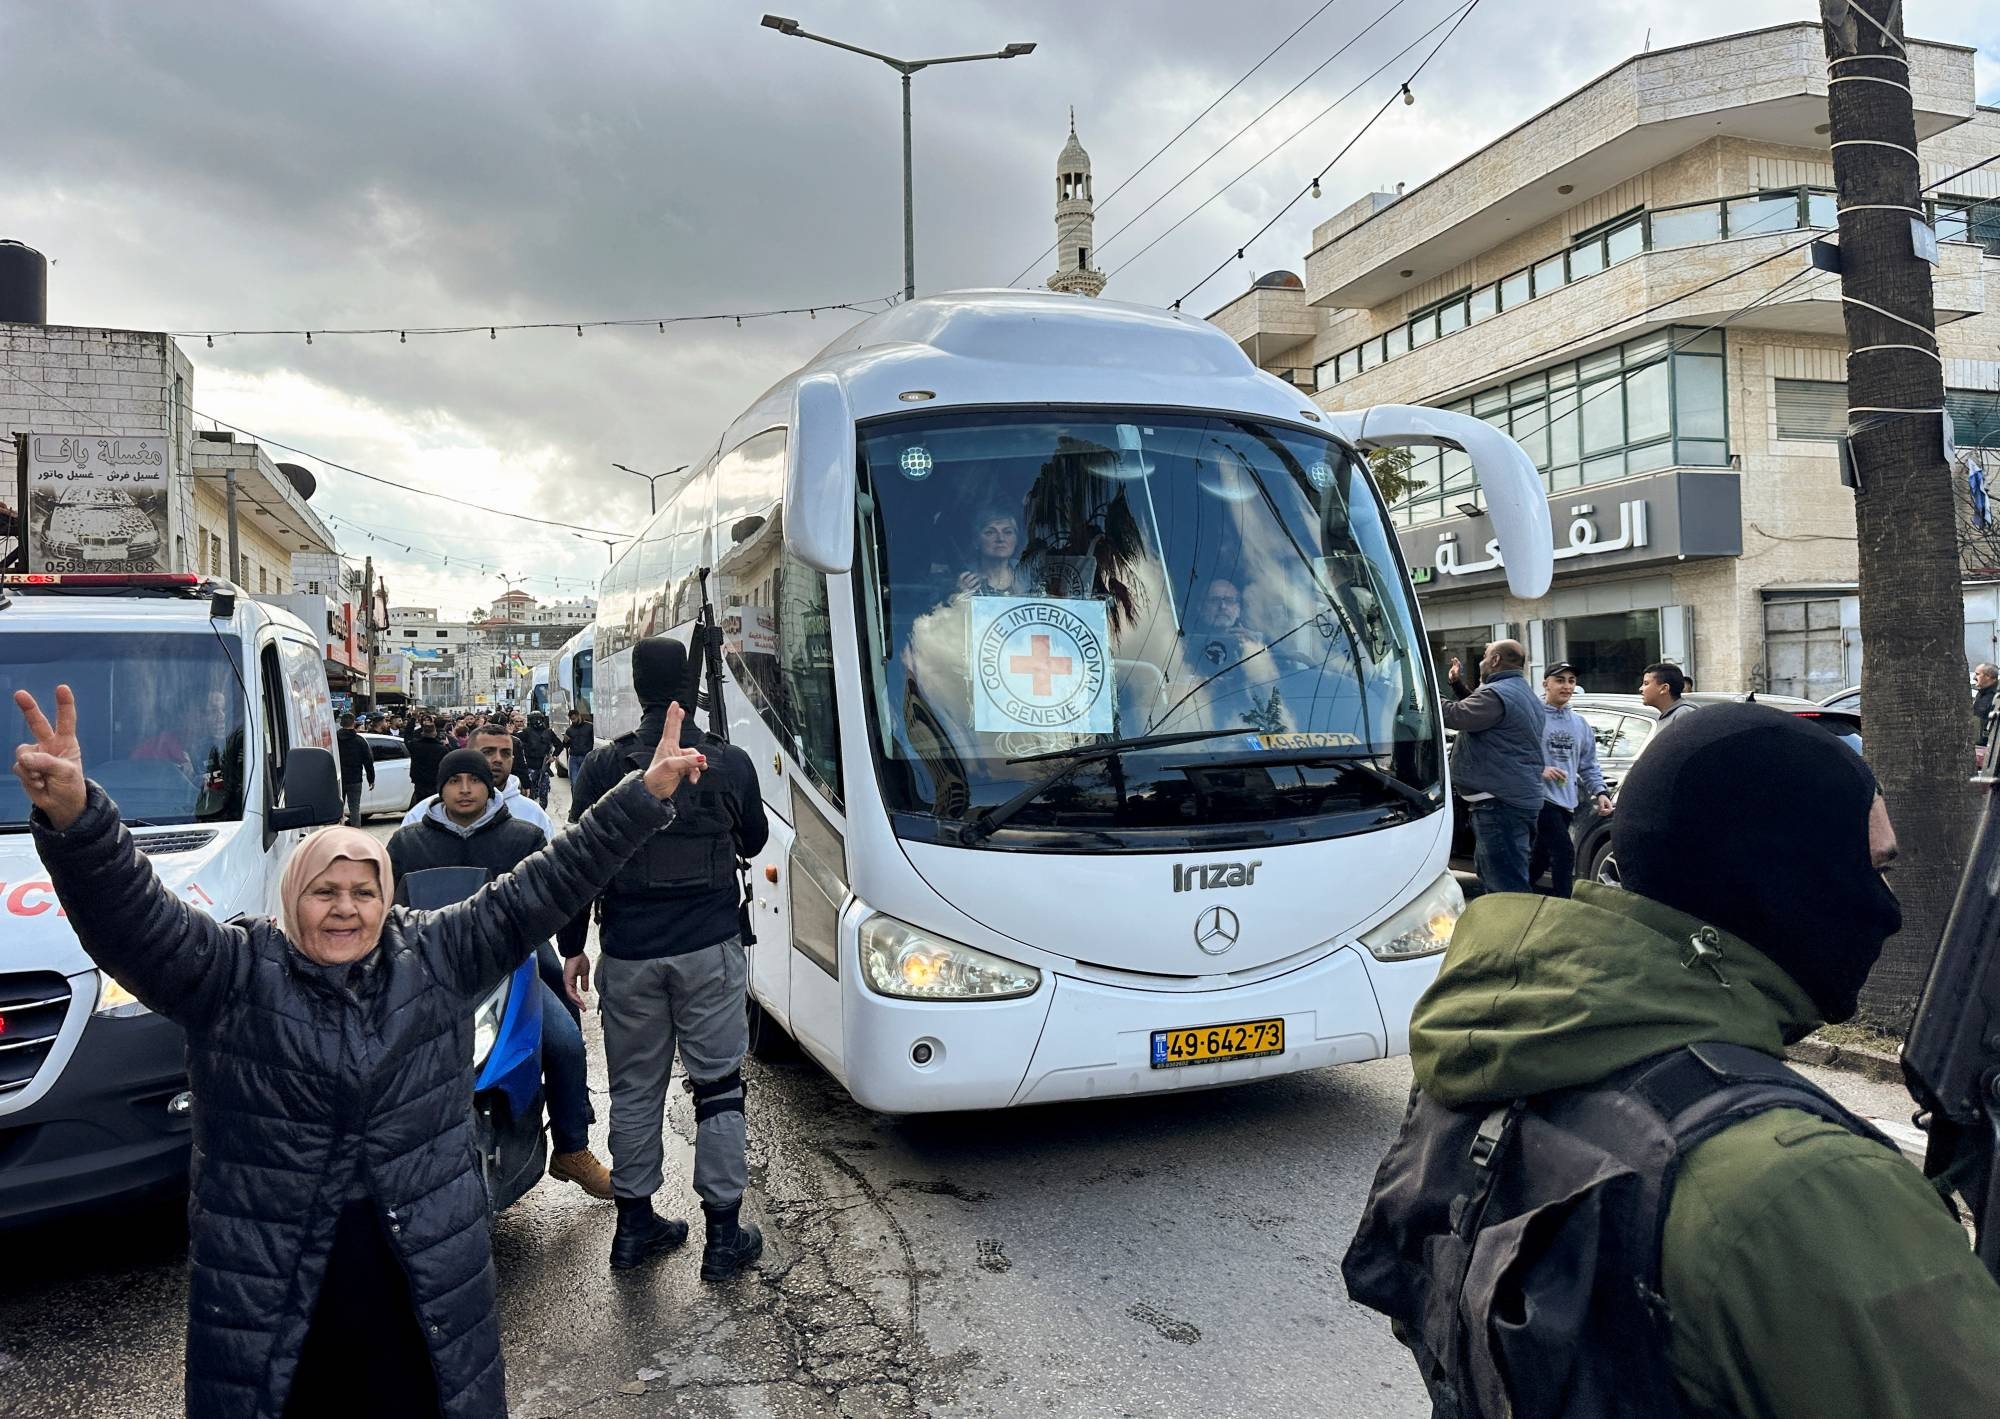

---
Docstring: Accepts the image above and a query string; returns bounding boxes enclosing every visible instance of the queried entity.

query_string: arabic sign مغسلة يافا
[24,434,171,575]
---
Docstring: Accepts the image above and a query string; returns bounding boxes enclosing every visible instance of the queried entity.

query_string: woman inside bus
[12,683,705,1419]
[955,505,1037,597]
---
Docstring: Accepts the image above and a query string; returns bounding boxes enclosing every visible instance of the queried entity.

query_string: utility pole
[361,555,376,713]
[1821,0,1971,1022]
[224,466,241,584]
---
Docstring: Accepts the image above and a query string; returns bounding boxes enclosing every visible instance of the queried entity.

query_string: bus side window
[259,644,289,798]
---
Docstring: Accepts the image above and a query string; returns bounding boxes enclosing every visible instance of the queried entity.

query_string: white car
[358,733,414,819]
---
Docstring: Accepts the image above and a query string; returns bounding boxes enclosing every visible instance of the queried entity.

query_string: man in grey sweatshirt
[1529,662,1613,897]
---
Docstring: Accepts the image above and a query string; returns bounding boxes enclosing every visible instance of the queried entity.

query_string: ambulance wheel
[746,994,798,1062]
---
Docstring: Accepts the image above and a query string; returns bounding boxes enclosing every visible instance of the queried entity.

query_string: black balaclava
[436,747,496,796]
[631,636,696,714]
[1610,702,1900,1024]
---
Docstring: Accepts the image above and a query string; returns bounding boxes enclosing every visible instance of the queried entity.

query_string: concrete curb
[1786,1037,1905,1086]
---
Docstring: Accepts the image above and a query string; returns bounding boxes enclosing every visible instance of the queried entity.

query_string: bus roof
[718,289,1317,458]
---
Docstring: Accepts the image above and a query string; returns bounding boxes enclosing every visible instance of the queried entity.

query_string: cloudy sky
[9,0,1997,616]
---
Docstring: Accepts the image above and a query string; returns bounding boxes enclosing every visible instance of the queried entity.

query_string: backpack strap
[1623,1041,1899,1159]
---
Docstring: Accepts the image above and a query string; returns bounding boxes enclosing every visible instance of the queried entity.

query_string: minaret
[1047,111,1107,298]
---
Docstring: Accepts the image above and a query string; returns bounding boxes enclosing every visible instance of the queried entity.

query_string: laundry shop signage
[1393,467,1743,593]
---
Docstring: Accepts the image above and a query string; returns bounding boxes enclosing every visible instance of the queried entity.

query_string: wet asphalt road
[0,778,1910,1418]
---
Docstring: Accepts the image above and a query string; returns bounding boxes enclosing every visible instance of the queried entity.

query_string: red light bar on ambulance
[2,573,205,587]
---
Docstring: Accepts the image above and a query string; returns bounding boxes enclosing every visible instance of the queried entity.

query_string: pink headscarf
[278,826,394,947]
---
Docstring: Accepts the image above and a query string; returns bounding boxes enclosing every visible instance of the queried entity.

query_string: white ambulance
[0,572,343,1224]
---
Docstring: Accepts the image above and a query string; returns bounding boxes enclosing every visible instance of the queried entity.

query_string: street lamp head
[761,14,802,34]
[1001,42,1036,57]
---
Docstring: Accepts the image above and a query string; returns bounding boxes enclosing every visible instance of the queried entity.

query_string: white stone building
[1209,21,2000,697]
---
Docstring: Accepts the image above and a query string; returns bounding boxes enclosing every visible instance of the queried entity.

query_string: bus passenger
[956,507,1034,597]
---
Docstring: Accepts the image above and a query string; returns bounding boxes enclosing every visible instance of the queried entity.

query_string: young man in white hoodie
[1530,663,1614,897]
[400,722,554,839]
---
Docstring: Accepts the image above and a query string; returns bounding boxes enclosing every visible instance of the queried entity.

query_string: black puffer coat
[32,774,674,1419]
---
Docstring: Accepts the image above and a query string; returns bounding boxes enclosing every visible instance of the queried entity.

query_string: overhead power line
[1171,0,1485,309]
[172,294,896,345]
[1093,0,1420,267]
[189,410,635,539]
[1004,0,1348,285]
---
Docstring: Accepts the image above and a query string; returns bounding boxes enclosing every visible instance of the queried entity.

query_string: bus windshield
[855,408,1442,848]
[0,632,248,829]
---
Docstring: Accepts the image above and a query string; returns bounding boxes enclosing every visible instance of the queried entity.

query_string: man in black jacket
[336,713,375,826]
[520,711,560,809]
[407,716,449,810]
[560,636,770,1279]
[389,748,614,1200]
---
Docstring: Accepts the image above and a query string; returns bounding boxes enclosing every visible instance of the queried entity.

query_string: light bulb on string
[206,335,213,348]
[575,325,583,337]
[399,331,406,343]
[1401,84,1415,105]
[489,328,496,339]
[306,332,313,345]
[1311,178,1321,199]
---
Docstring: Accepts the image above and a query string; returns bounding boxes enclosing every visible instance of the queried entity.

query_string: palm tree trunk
[1823,4,1975,1023]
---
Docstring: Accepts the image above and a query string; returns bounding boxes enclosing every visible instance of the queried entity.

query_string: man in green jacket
[1374,703,2000,1417]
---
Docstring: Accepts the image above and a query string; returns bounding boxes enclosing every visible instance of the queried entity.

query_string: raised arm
[421,704,706,999]
[17,688,246,1033]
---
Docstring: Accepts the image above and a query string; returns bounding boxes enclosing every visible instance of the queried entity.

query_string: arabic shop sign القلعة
[1433,499,1649,580]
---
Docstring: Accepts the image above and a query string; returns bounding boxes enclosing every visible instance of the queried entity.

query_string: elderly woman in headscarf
[12,683,707,1419]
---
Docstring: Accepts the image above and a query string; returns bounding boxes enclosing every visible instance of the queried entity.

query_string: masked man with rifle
[1343,703,2000,1418]
[558,634,769,1279]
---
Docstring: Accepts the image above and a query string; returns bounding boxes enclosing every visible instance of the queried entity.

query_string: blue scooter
[400,866,545,1212]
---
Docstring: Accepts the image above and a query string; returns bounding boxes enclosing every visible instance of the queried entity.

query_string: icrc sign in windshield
[970,597,1114,735]
[22,434,171,574]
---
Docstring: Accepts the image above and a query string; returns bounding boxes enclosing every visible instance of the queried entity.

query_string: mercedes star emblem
[1194,905,1241,955]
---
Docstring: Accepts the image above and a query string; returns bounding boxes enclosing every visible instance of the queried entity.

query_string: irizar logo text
[1172,860,1263,893]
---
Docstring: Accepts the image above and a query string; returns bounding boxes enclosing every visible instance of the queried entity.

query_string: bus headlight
[471,978,511,1069]
[95,972,152,1018]
[859,915,1040,1001]
[1361,872,1464,961]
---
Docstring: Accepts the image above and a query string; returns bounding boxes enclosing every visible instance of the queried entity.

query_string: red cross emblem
[1009,634,1074,697]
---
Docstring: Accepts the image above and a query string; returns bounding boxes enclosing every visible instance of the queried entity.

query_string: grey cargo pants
[597,938,749,1208]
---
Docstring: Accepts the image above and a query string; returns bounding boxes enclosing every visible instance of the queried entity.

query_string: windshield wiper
[960,727,1258,843]
[1159,749,1433,812]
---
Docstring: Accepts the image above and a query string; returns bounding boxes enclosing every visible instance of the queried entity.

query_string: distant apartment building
[1210,23,2000,697]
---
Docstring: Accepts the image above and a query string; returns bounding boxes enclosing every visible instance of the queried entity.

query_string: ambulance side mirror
[1325,404,1555,600]
[784,372,857,574]
[270,747,343,831]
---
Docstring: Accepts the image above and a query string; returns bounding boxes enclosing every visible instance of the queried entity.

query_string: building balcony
[1206,272,1316,372]
[1305,23,1975,311]
[1317,231,1987,410]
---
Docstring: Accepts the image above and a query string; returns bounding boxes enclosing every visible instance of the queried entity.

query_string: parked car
[1569,692,1862,887]
[358,732,415,819]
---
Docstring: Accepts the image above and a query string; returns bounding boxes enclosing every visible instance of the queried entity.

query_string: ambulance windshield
[853,408,1443,849]
[0,632,247,829]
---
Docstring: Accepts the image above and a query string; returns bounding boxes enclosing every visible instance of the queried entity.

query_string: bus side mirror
[270,746,343,831]
[1325,404,1555,600]
[784,372,857,574]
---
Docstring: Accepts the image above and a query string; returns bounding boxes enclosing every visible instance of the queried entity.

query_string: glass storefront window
[1558,610,1662,694]
[1625,360,1671,444]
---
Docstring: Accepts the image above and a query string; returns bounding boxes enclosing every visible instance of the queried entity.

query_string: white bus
[548,625,594,720]
[592,291,1550,1112]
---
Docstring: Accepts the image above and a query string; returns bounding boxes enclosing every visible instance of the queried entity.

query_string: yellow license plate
[1150,1017,1285,1069]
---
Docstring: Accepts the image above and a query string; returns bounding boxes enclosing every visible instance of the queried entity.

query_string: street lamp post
[573,532,633,565]
[761,15,1035,302]
[611,462,690,516]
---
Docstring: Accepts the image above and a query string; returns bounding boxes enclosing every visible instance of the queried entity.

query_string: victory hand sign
[14,685,87,831]
[642,702,707,800]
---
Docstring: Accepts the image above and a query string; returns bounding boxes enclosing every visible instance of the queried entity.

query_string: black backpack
[1340,1042,1902,1419]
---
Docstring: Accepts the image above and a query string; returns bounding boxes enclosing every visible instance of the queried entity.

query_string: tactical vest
[1341,1042,1904,1419]
[608,735,738,899]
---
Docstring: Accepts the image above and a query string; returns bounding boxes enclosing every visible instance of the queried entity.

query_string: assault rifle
[1903,716,2000,1280]
[688,566,756,946]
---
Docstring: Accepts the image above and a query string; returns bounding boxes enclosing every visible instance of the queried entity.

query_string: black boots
[700,1201,764,1282]
[609,1196,688,1271]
